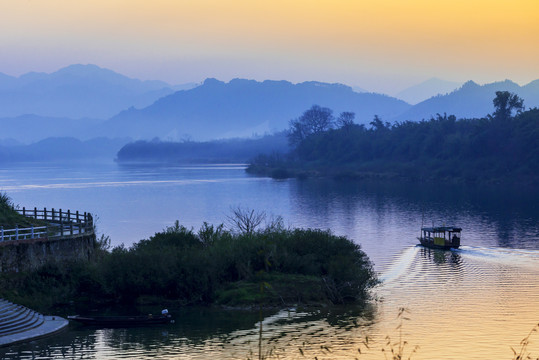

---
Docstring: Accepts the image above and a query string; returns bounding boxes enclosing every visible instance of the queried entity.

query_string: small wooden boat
[68,311,172,327]
[418,226,461,250]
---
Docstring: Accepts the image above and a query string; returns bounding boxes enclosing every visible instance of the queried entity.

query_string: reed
[511,322,539,360]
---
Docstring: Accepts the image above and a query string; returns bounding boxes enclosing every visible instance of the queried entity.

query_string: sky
[1,0,538,94]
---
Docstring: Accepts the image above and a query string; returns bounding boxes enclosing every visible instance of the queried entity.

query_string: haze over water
[0,162,538,359]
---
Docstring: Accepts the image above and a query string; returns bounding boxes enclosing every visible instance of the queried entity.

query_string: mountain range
[0,64,196,119]
[394,79,539,122]
[101,78,410,140]
[395,78,463,105]
[0,65,538,146]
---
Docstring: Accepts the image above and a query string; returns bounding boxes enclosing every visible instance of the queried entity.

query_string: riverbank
[246,160,539,185]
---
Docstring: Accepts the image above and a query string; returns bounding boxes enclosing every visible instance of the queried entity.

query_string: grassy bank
[0,219,378,312]
[0,192,46,228]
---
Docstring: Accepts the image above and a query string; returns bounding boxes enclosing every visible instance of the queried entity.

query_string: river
[0,162,538,359]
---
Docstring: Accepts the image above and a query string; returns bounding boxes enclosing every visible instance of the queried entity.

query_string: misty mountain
[0,64,195,119]
[0,114,104,143]
[394,80,539,121]
[396,78,463,105]
[101,78,411,141]
[0,137,130,162]
[352,86,367,93]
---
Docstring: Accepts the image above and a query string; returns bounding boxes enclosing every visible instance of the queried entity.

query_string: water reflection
[419,246,463,266]
[288,178,539,254]
[1,247,538,360]
[0,164,538,359]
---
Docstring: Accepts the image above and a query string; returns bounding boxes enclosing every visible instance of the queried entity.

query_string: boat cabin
[419,226,462,250]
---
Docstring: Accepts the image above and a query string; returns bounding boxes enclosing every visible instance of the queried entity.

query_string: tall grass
[511,322,539,360]
[0,192,49,229]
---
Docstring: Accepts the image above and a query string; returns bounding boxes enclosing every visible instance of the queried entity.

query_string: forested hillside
[248,92,539,184]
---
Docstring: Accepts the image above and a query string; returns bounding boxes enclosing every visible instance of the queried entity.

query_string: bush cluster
[0,221,378,311]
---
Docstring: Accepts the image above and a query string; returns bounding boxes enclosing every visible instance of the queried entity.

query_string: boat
[68,310,172,327]
[418,226,461,250]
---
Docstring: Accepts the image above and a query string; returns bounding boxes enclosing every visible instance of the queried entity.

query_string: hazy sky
[1,0,538,94]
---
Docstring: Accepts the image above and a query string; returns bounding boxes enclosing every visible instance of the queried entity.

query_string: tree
[288,105,334,146]
[369,115,390,132]
[336,111,356,129]
[226,206,266,235]
[493,91,524,122]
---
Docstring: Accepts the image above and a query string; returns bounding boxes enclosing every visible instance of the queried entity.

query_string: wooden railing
[0,207,94,242]
[0,225,48,241]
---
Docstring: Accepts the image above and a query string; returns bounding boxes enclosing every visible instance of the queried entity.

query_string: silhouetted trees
[492,91,524,122]
[116,132,289,163]
[336,111,356,129]
[250,94,539,183]
[288,105,334,146]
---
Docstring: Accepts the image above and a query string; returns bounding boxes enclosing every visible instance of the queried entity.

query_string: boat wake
[378,246,420,284]
[378,244,539,289]
[455,245,539,270]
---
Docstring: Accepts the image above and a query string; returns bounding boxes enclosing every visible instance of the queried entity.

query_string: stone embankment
[0,207,96,272]
[0,298,68,347]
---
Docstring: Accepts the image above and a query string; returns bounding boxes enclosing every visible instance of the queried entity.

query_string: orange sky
[0,0,537,93]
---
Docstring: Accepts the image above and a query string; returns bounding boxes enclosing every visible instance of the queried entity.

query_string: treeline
[0,214,377,312]
[248,92,539,184]
[116,132,289,163]
[0,137,128,163]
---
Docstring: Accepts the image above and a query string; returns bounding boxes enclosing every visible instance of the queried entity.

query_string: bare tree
[226,206,266,234]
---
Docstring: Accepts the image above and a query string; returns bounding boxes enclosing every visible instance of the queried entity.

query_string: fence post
[22,207,26,217]
[15,225,19,240]
[60,218,64,237]
[52,208,55,221]
[76,210,80,222]
[70,222,73,236]
[44,207,47,221]
[67,209,71,223]
[34,207,37,219]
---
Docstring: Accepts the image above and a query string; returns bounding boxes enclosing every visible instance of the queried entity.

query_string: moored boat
[418,226,461,250]
[68,309,172,327]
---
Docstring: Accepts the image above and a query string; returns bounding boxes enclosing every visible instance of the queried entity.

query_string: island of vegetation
[248,91,538,185]
[115,132,289,164]
[0,199,378,313]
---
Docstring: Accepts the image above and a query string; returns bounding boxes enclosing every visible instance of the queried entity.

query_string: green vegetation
[0,192,44,228]
[248,93,539,184]
[0,215,377,312]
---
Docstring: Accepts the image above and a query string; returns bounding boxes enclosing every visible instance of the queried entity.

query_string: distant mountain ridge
[101,78,411,141]
[395,77,463,104]
[0,64,195,119]
[395,79,539,122]
[0,63,538,144]
[0,114,103,143]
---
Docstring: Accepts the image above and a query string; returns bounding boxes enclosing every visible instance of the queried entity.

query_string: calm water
[0,162,538,359]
